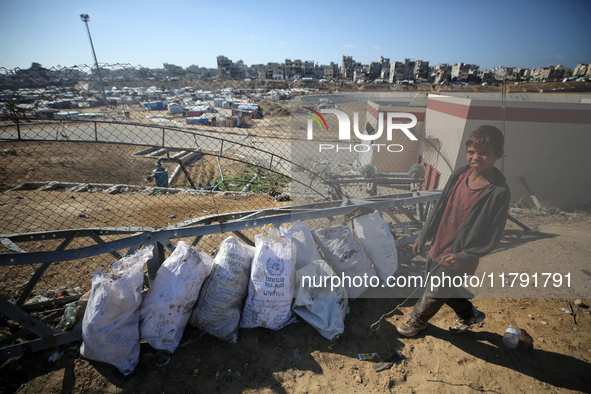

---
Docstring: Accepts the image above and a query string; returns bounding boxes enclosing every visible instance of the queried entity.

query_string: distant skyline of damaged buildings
[216,55,591,84]
[2,57,590,89]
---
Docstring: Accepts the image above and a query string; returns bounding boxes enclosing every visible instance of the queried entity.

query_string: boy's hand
[412,243,422,255]
[441,253,460,269]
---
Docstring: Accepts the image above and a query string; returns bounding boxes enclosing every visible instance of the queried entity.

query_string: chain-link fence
[0,64,461,356]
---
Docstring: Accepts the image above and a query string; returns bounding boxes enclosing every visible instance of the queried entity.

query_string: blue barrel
[152,165,169,188]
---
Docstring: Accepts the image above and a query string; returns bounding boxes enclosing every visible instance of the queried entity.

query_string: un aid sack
[293,260,348,341]
[139,241,213,353]
[189,236,255,343]
[352,210,398,281]
[312,224,377,300]
[240,229,296,330]
[290,220,323,271]
[80,246,153,375]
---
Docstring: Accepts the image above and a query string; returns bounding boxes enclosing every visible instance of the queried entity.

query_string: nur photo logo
[304,108,418,153]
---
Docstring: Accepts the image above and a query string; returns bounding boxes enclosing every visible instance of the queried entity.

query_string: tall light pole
[80,14,107,103]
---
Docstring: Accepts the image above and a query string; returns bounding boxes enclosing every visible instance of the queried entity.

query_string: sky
[0,0,590,72]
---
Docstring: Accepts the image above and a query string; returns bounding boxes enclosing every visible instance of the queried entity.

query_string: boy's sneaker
[397,317,428,337]
[449,307,486,334]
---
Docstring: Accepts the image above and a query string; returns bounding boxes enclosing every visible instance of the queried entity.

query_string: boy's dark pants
[410,257,475,323]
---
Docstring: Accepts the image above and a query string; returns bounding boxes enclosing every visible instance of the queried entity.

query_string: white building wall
[425,94,591,211]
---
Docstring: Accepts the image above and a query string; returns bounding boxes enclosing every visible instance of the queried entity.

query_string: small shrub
[515,197,528,209]
[538,205,565,216]
[217,165,288,193]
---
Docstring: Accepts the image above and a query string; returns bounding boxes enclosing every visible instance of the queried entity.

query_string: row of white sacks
[79,210,399,374]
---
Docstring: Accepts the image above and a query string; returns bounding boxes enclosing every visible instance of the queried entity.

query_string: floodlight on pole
[80,14,107,102]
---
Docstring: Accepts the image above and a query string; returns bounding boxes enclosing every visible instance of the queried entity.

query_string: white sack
[240,228,295,330]
[80,246,152,375]
[189,236,254,343]
[293,260,348,341]
[352,210,398,281]
[140,241,213,353]
[312,224,377,300]
[290,220,323,271]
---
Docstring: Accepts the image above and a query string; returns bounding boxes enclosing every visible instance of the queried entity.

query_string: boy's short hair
[465,125,504,154]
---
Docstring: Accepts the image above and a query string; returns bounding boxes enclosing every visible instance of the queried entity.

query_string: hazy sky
[1,0,589,71]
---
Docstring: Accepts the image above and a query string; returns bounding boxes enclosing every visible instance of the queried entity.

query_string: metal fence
[0,64,457,358]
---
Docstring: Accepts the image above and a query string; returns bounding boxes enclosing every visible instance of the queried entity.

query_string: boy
[397,125,511,337]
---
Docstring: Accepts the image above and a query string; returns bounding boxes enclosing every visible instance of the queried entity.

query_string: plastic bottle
[267,224,282,243]
[56,302,77,332]
[503,322,520,349]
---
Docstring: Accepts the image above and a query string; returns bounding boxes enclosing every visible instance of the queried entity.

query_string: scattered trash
[574,299,588,308]
[358,353,379,361]
[153,350,171,367]
[48,351,62,362]
[373,351,404,372]
[560,307,573,315]
[24,293,51,305]
[179,331,208,348]
[503,322,521,349]
[55,302,77,332]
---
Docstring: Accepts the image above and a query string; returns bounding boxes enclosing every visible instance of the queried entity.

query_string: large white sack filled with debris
[313,224,377,300]
[290,220,323,271]
[240,226,296,330]
[189,236,255,343]
[352,210,398,281]
[293,260,348,341]
[80,246,153,375]
[140,241,213,353]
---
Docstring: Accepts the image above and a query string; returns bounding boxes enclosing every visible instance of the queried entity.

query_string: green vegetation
[217,165,289,193]
[515,197,528,209]
[514,198,567,218]
[538,204,566,216]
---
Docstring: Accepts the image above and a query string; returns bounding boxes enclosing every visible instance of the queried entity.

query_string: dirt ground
[0,211,590,393]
